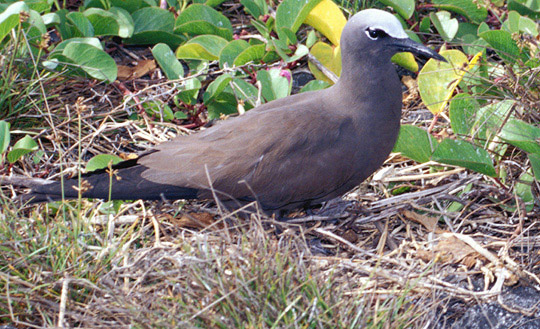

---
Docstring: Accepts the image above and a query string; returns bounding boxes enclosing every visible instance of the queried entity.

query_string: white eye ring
[365,28,386,40]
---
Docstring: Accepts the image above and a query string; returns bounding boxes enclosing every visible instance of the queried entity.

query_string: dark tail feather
[18,165,199,204]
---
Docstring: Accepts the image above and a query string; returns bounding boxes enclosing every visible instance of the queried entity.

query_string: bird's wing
[136,92,357,209]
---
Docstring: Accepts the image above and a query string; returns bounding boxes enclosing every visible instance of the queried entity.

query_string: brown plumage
[19,9,445,212]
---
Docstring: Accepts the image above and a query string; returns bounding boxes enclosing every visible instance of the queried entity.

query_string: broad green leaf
[42,12,60,25]
[479,30,523,64]
[430,11,458,41]
[67,12,94,36]
[132,7,174,33]
[431,0,488,23]
[63,42,118,82]
[432,138,496,177]
[203,74,233,104]
[125,7,185,48]
[177,77,202,105]
[499,119,540,154]
[85,154,123,172]
[514,170,535,211]
[472,100,515,146]
[176,35,228,61]
[240,0,268,18]
[275,0,321,43]
[308,41,341,84]
[378,0,415,19]
[502,11,521,33]
[144,101,174,122]
[152,43,184,80]
[519,15,538,36]
[233,44,266,66]
[84,7,134,38]
[7,135,38,164]
[303,0,346,46]
[449,93,480,137]
[299,80,330,93]
[219,39,250,68]
[207,92,238,119]
[0,2,29,43]
[418,49,469,114]
[230,78,258,108]
[257,68,292,102]
[126,31,186,48]
[393,125,439,163]
[110,0,143,13]
[529,153,540,180]
[0,121,10,154]
[391,52,418,72]
[174,4,233,40]
[20,0,51,13]
[508,0,540,19]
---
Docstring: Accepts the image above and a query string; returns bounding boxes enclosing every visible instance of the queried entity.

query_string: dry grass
[1,9,540,328]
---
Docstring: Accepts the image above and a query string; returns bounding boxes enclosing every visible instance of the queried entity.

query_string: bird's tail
[3,164,199,204]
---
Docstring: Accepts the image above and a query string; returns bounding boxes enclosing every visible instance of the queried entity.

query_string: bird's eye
[365,28,386,40]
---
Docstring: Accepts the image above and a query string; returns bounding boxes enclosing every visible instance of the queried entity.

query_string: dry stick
[307,53,339,83]
[58,276,70,328]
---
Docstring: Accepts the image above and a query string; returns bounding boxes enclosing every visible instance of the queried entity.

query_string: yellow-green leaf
[418,50,478,114]
[391,52,418,72]
[304,0,346,46]
[308,41,341,84]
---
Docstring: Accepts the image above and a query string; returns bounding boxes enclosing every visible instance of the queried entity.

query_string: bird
[16,9,446,213]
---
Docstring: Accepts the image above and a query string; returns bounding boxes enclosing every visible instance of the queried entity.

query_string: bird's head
[341,9,446,64]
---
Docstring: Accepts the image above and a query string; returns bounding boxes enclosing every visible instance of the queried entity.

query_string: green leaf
[529,153,540,181]
[219,39,250,68]
[203,74,233,104]
[67,12,94,36]
[378,0,415,19]
[177,77,201,105]
[84,7,134,38]
[230,78,258,108]
[299,80,330,93]
[109,0,143,13]
[472,100,515,146]
[508,0,540,19]
[257,68,292,102]
[418,49,468,114]
[509,170,535,212]
[233,44,266,66]
[207,92,238,119]
[62,42,117,82]
[152,43,184,80]
[240,0,268,18]
[0,120,10,154]
[499,119,540,154]
[0,2,29,43]
[176,35,229,61]
[144,101,174,122]
[275,0,321,43]
[431,0,488,23]
[502,11,521,33]
[393,125,439,163]
[519,14,539,36]
[449,93,480,137]
[7,135,38,164]
[125,7,185,48]
[432,139,496,177]
[174,4,233,40]
[430,11,458,42]
[85,154,123,172]
[479,30,523,64]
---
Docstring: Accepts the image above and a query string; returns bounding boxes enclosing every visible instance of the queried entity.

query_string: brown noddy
[18,9,446,212]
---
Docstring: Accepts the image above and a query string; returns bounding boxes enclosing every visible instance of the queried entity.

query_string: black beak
[390,38,447,62]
